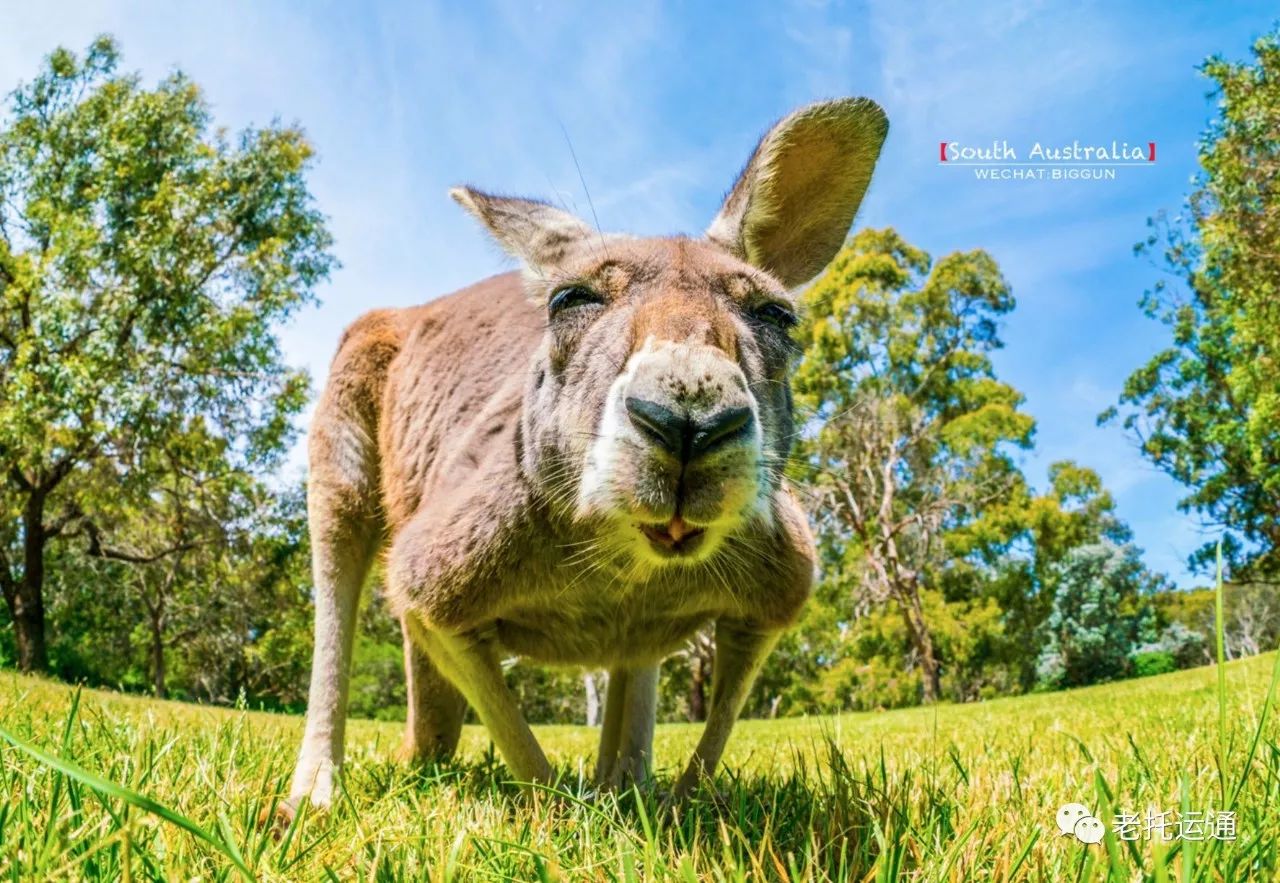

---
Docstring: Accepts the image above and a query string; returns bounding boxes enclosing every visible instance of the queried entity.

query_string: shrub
[1131,650,1178,677]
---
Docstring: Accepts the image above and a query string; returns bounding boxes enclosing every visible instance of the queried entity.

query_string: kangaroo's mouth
[639,516,706,557]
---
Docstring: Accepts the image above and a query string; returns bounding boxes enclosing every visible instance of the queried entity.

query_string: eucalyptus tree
[794,229,1033,702]
[1105,31,1280,580]
[0,37,334,671]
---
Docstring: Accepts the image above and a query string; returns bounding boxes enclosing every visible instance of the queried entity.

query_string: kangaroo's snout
[619,340,758,463]
[575,336,765,560]
[624,397,754,462]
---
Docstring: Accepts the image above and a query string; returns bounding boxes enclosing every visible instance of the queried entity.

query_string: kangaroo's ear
[707,98,888,288]
[451,187,593,270]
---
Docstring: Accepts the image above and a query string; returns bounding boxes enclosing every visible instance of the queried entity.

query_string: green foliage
[1130,620,1207,679]
[1150,620,1208,666]
[778,228,1159,710]
[1104,29,1280,579]
[1152,583,1280,665]
[793,228,1033,703]
[1035,541,1156,690]
[0,37,334,675]
[346,579,408,721]
[1,481,314,708]
[955,460,1139,690]
[1131,650,1177,677]
[348,636,406,723]
[505,664,593,725]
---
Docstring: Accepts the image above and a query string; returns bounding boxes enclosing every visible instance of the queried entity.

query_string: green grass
[2,654,1280,881]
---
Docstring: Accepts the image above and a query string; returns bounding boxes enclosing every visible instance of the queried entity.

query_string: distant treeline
[3,33,1278,722]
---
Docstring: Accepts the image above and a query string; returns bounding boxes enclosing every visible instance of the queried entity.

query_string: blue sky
[4,1,1276,587]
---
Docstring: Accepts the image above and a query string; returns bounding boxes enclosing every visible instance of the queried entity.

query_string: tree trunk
[583,671,602,726]
[897,590,941,704]
[687,639,713,722]
[150,609,167,699]
[917,629,942,704]
[689,663,707,722]
[12,491,49,673]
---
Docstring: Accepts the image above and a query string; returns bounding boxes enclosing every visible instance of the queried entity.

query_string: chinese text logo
[1055,804,1236,844]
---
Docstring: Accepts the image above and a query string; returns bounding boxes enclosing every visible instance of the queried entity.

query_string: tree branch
[43,504,83,540]
[8,465,33,492]
[82,521,203,565]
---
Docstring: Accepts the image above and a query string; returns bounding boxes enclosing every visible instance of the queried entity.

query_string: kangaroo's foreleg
[399,616,468,763]
[594,665,658,788]
[673,619,776,797]
[594,671,626,784]
[407,616,553,785]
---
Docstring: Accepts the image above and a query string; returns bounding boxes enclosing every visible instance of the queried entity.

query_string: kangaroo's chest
[489,546,726,667]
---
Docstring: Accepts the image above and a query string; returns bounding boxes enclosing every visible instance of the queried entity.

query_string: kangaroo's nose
[625,397,753,460]
[624,398,684,454]
[691,406,752,454]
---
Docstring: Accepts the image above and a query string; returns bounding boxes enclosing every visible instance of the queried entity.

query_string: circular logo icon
[1056,803,1090,836]
[1074,815,1105,844]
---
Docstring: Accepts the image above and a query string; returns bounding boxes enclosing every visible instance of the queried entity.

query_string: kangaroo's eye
[548,285,603,316]
[753,301,797,330]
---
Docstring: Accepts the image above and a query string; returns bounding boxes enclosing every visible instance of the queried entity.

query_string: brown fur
[287,98,888,809]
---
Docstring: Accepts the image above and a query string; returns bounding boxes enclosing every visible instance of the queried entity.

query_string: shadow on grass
[337,736,962,880]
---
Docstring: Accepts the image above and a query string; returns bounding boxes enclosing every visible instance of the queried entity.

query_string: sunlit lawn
[2,651,1279,880]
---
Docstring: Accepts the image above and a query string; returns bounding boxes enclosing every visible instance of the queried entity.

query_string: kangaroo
[286,98,888,812]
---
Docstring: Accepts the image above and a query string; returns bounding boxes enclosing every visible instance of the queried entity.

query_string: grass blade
[0,723,255,881]
[1215,539,1228,805]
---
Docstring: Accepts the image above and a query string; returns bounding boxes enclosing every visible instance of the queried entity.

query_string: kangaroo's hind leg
[286,465,380,812]
[285,312,400,814]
